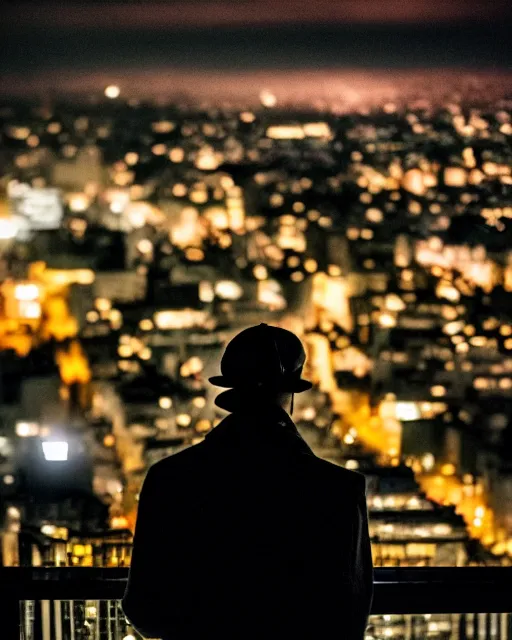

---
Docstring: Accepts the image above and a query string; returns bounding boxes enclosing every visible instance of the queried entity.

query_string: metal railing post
[5,598,21,640]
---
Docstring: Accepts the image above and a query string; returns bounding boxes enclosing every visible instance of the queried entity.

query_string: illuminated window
[303,259,317,274]
[378,312,396,329]
[192,396,206,409]
[159,397,172,410]
[154,309,208,330]
[185,248,205,262]
[395,403,421,422]
[421,453,435,471]
[240,111,256,123]
[215,280,243,300]
[151,144,167,156]
[177,414,192,428]
[253,265,268,281]
[16,422,39,437]
[117,344,133,358]
[169,147,185,163]
[441,463,456,476]
[139,319,154,331]
[366,208,383,223]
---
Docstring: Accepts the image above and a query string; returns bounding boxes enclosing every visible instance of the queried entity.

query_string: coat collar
[205,405,314,457]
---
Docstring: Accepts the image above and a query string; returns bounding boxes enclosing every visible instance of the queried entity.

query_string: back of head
[209,323,312,412]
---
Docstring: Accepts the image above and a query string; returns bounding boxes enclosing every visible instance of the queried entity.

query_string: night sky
[0,0,512,101]
[2,0,511,72]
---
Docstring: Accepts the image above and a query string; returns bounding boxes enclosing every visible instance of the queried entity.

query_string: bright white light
[16,421,39,437]
[42,441,68,461]
[421,453,435,472]
[125,203,149,229]
[302,407,317,421]
[195,147,220,171]
[385,293,406,312]
[110,200,124,214]
[21,301,41,319]
[105,85,120,99]
[378,312,397,328]
[41,524,57,536]
[13,187,63,230]
[406,496,421,509]
[154,309,207,330]
[3,475,15,486]
[475,506,485,518]
[7,507,20,518]
[199,281,215,303]
[443,320,464,336]
[395,402,421,422]
[14,283,39,301]
[372,496,383,509]
[137,239,153,254]
[0,218,18,240]
[176,414,192,428]
[432,524,452,536]
[68,193,90,213]
[214,280,243,300]
[266,125,304,140]
[258,280,286,311]
[159,397,172,410]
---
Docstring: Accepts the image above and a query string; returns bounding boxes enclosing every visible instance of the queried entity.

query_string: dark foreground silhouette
[123,404,373,639]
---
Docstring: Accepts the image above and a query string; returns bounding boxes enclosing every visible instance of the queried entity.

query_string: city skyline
[1,5,512,638]
[1,83,511,572]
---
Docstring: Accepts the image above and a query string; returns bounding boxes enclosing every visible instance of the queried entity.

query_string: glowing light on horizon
[105,85,120,99]
[260,89,277,108]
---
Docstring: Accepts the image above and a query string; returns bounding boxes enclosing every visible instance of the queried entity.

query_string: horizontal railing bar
[0,567,511,614]
[1,566,510,585]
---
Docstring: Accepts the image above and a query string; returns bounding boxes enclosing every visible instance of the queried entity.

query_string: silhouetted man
[123,323,373,638]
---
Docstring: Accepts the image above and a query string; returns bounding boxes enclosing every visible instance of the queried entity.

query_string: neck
[231,402,290,419]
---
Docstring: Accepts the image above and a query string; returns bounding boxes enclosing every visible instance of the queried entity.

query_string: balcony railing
[1,567,511,639]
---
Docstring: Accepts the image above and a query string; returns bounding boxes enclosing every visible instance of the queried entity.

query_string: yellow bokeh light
[104,85,120,99]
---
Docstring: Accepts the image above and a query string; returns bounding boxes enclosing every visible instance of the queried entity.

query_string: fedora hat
[209,323,312,394]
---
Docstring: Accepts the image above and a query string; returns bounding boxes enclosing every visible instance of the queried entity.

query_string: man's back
[123,407,373,639]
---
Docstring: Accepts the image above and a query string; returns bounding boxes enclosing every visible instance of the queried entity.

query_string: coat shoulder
[308,455,366,492]
[146,441,207,479]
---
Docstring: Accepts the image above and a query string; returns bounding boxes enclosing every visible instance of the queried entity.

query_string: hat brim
[209,375,312,393]
[214,389,241,411]
[208,375,236,388]
[215,381,312,411]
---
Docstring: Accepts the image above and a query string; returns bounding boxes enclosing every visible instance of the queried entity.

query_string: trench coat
[122,405,373,639]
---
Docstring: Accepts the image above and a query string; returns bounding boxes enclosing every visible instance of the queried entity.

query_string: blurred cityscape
[0,73,511,575]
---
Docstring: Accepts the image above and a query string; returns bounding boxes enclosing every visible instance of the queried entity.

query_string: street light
[42,441,69,461]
